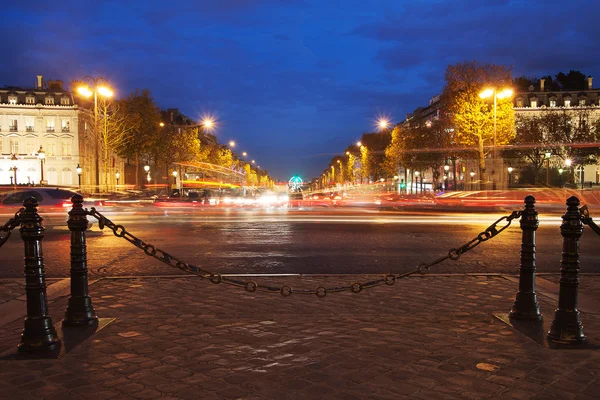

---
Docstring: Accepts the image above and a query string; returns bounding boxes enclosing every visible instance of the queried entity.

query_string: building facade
[513,77,600,184]
[0,76,81,186]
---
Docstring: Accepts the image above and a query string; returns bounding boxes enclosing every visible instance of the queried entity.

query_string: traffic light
[399,179,406,189]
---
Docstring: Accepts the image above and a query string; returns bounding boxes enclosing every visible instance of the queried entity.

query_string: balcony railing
[26,127,34,132]
[62,127,70,132]
[46,127,55,132]
[9,126,17,132]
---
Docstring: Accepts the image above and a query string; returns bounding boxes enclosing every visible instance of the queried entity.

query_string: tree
[91,98,131,191]
[555,70,587,91]
[502,109,599,185]
[441,61,515,188]
[359,145,370,183]
[501,114,550,184]
[547,108,599,165]
[346,153,358,183]
[119,89,162,188]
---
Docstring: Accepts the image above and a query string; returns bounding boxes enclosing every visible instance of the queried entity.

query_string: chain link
[0,208,23,249]
[580,205,600,237]
[86,207,521,297]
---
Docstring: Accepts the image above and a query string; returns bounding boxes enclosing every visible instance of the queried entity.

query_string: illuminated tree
[359,145,370,182]
[441,61,515,188]
[346,153,357,183]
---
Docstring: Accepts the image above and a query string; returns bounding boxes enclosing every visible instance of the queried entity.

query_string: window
[45,96,54,105]
[46,119,55,132]
[10,138,19,154]
[47,141,56,156]
[550,100,556,107]
[9,118,18,132]
[530,100,537,108]
[61,139,72,156]
[564,99,571,107]
[61,97,70,105]
[26,141,35,155]
[579,99,586,106]
[26,96,35,104]
[26,117,34,132]
[8,96,17,105]
[61,119,70,132]
[516,99,524,107]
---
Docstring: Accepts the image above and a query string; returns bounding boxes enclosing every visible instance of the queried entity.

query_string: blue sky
[2,0,599,180]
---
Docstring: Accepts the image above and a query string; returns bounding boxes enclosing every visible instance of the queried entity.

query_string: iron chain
[580,205,600,237]
[0,208,23,249]
[86,207,520,297]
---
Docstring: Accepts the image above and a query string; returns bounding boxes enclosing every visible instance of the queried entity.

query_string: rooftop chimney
[540,78,545,92]
[36,75,43,90]
[588,76,593,90]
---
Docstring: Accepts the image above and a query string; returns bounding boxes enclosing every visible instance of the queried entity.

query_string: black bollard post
[509,195,542,320]
[548,196,586,344]
[18,197,60,353]
[63,194,98,326]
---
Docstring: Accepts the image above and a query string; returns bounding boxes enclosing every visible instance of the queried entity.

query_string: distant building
[0,75,81,186]
[160,108,218,146]
[514,76,599,111]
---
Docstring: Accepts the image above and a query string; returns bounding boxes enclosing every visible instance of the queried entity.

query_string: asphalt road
[1,207,599,278]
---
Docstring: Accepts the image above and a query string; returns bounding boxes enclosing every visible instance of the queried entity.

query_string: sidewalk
[1,274,599,400]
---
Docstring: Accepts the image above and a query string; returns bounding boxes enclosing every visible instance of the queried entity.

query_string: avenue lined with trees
[76,87,272,192]
[318,62,600,191]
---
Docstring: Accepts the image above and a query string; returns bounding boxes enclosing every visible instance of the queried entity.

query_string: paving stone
[0,275,599,399]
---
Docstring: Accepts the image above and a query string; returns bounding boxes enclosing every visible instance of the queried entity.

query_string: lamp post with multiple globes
[75,77,114,189]
[479,87,513,189]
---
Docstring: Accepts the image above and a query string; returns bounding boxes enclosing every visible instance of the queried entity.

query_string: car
[0,188,96,226]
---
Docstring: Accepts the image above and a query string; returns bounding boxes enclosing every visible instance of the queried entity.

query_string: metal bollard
[18,197,60,352]
[547,196,586,344]
[63,194,98,326]
[509,195,542,320]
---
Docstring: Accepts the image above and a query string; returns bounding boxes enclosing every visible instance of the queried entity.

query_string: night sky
[2,0,599,181]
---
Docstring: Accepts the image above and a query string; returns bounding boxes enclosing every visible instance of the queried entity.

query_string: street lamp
[9,158,17,187]
[443,164,450,190]
[76,76,114,189]
[76,163,82,188]
[356,141,362,147]
[470,170,475,191]
[172,170,178,186]
[507,166,513,188]
[228,140,235,147]
[479,87,513,188]
[37,146,45,185]
[144,164,150,173]
[242,152,247,157]
[115,171,120,187]
[378,119,389,131]
[544,151,552,186]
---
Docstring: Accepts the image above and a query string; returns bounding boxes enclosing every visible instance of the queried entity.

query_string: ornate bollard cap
[23,196,39,208]
[524,195,535,206]
[566,196,580,209]
[71,194,84,205]
[521,195,538,230]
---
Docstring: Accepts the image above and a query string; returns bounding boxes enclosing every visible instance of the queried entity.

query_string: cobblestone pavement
[1,274,600,400]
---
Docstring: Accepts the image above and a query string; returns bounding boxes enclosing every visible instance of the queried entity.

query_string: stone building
[0,75,127,190]
[0,76,80,186]
[513,77,600,184]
